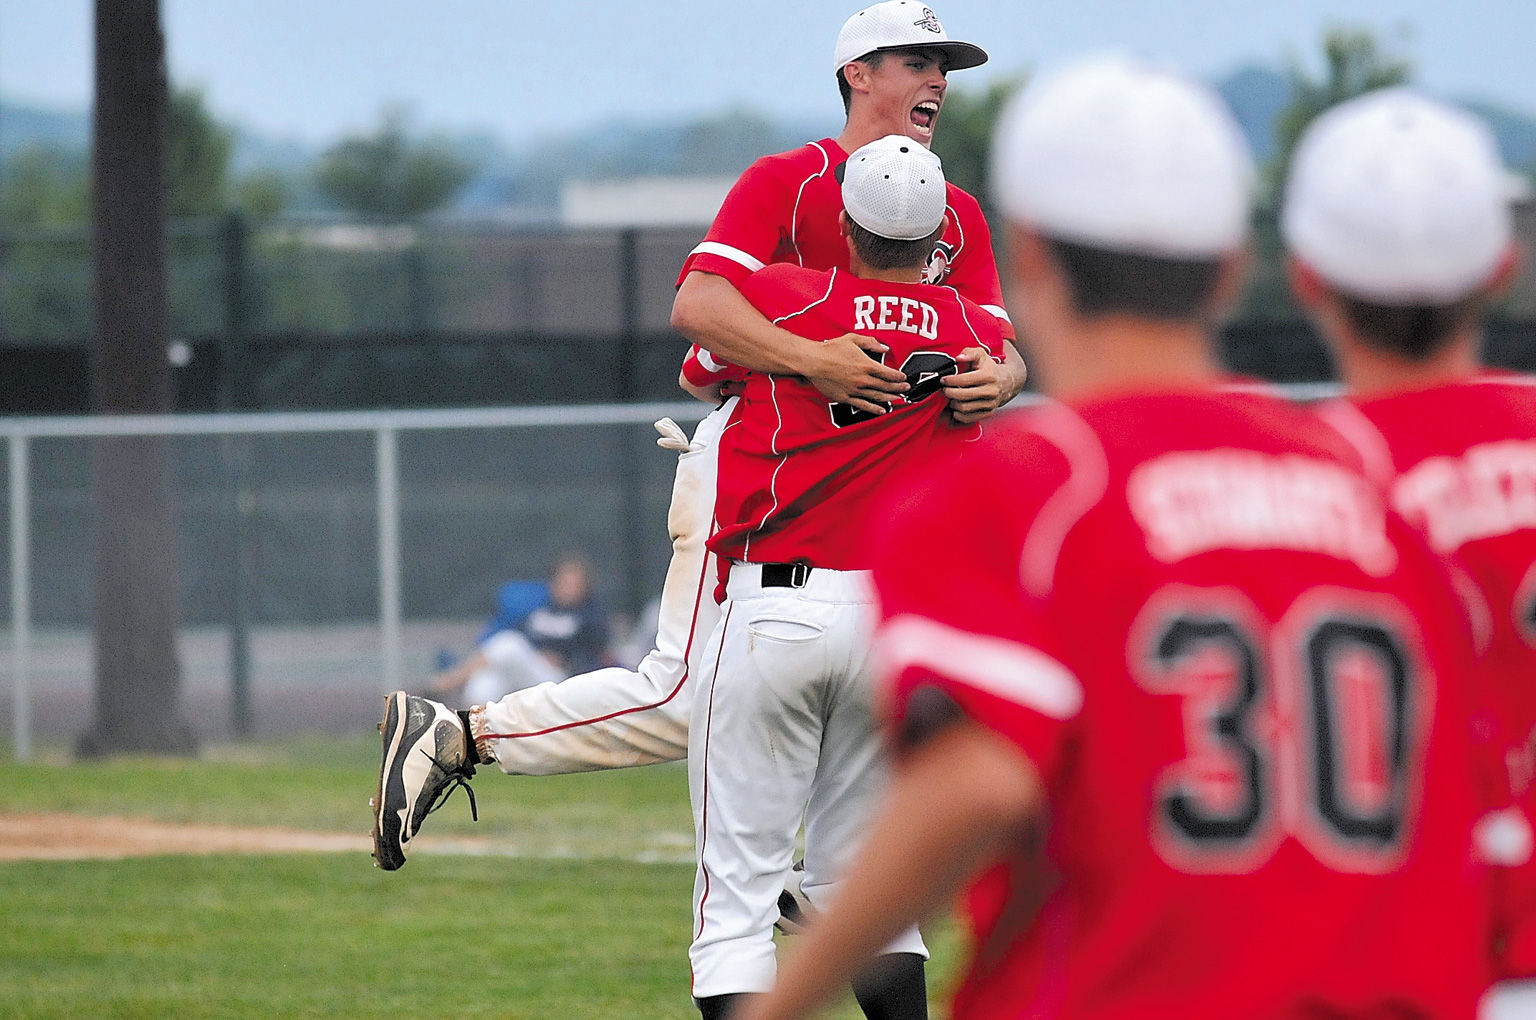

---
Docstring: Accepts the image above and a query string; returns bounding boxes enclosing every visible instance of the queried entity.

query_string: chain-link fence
[0,402,707,752]
[5,209,1536,417]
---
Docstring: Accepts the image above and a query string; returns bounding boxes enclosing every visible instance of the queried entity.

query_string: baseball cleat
[370,691,478,871]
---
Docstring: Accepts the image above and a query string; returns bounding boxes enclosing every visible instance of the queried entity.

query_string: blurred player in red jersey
[1279,88,1536,1016]
[738,56,1495,1020]
[685,135,1006,1019]
[371,2,1024,880]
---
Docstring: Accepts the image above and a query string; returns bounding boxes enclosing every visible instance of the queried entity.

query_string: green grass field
[0,737,961,1018]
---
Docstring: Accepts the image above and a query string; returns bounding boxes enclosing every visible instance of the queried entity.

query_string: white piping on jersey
[1449,559,1496,654]
[1472,374,1536,388]
[939,284,986,350]
[943,202,964,264]
[689,241,766,274]
[791,142,836,269]
[878,614,1083,720]
[980,303,1011,323]
[1312,398,1399,490]
[740,269,842,561]
[1020,402,1110,598]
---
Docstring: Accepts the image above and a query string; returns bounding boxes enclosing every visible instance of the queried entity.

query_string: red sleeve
[871,430,1081,780]
[1490,800,1536,979]
[942,187,1013,341]
[681,344,746,388]
[1479,653,1536,979]
[954,292,1008,364]
[676,156,793,289]
[681,265,825,387]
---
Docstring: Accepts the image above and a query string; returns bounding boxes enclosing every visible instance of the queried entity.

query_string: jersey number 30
[1134,592,1420,873]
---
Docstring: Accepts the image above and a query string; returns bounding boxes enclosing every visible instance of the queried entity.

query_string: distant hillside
[1212,65,1536,173]
[456,108,841,215]
[0,103,89,155]
[1213,65,1293,163]
[5,68,1534,222]
[0,100,316,175]
[1466,100,1536,169]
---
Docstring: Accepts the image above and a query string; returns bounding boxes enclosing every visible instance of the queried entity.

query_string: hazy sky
[3,0,1533,148]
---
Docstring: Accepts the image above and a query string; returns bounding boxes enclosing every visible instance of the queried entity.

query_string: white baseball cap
[834,1,987,75]
[1281,88,1513,304]
[991,55,1254,258]
[842,135,947,240]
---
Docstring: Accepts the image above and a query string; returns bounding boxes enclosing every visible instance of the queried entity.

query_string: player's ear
[1285,255,1330,312]
[1007,225,1053,288]
[842,60,873,97]
[1485,242,1523,299]
[838,210,852,239]
[1208,246,1251,320]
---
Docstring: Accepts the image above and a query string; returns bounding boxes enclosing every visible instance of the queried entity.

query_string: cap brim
[866,40,989,72]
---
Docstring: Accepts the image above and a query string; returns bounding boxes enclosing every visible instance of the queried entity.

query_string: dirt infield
[0,813,374,860]
[0,813,565,862]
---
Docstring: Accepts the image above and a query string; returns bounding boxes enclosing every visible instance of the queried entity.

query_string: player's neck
[835,118,925,157]
[1334,326,1483,397]
[1047,316,1223,401]
[851,263,925,285]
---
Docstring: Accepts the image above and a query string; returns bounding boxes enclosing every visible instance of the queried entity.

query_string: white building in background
[560,176,737,228]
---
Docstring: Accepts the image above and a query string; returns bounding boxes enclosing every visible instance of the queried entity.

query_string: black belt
[759,562,813,588]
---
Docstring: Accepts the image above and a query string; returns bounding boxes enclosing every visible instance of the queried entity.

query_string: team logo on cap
[913,7,942,33]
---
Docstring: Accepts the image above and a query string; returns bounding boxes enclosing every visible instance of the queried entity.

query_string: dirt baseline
[0,813,373,861]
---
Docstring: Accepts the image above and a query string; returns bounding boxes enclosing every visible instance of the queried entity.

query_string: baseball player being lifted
[739,57,1498,1020]
[685,135,1006,1020]
[1279,88,1536,1015]
[373,0,1020,891]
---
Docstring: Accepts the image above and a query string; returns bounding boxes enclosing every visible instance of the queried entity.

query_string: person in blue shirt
[431,552,612,704]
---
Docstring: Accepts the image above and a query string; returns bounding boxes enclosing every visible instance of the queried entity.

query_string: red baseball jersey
[871,387,1493,1019]
[1325,372,1536,980]
[707,263,1004,570]
[676,138,1012,340]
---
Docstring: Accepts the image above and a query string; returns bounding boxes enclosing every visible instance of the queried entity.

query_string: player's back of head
[841,134,946,270]
[1282,88,1516,360]
[990,56,1254,322]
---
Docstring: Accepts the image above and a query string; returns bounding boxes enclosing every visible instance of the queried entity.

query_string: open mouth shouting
[911,100,940,139]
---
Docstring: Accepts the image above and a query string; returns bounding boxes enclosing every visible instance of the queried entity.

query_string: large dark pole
[78,0,197,756]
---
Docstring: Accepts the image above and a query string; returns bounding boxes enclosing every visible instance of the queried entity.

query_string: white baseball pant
[688,562,927,998]
[475,401,733,774]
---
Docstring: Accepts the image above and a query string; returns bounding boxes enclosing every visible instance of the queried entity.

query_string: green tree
[314,109,474,218]
[0,86,247,227]
[0,146,91,227]
[930,77,1023,228]
[231,168,291,220]
[166,85,233,216]
[1238,27,1414,322]
[1266,27,1412,203]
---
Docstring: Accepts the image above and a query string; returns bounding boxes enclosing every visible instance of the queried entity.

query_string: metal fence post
[220,211,254,735]
[9,435,31,761]
[376,426,403,695]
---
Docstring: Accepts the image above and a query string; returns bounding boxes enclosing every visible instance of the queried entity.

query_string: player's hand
[942,348,1010,424]
[806,333,909,415]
